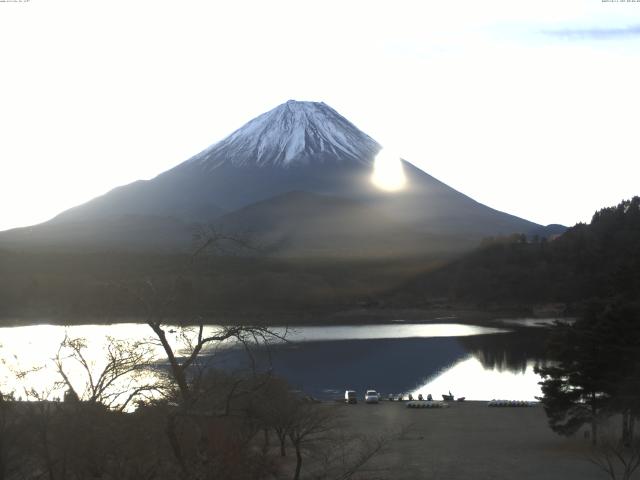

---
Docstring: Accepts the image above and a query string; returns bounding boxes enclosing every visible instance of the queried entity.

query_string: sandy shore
[332,400,605,480]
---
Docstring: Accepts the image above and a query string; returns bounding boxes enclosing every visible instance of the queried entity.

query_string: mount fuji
[0,100,550,255]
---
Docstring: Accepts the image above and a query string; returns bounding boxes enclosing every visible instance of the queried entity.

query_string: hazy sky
[1,0,639,231]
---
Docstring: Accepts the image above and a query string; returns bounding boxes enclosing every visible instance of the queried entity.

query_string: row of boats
[388,391,465,402]
[406,399,537,408]
[346,390,534,407]
[487,400,536,407]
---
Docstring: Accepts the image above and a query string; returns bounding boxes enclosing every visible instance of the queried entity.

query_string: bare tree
[110,228,289,478]
[145,320,283,409]
[5,337,166,480]
[19,388,65,480]
[0,391,28,480]
[248,376,297,457]
[315,432,389,480]
[191,224,260,260]
[287,402,337,480]
[588,430,640,480]
[140,318,286,477]
[54,334,160,411]
[122,227,282,408]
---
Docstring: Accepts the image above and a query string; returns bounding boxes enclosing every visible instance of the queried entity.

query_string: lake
[0,321,550,404]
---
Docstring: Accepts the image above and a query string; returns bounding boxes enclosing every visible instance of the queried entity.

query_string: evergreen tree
[536,316,611,444]
[596,303,640,446]
[536,301,640,445]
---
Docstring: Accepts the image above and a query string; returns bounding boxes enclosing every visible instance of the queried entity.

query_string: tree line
[531,198,640,479]
[396,196,640,313]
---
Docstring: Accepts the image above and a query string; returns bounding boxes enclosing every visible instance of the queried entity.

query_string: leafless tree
[0,391,28,480]
[191,224,260,260]
[281,401,394,480]
[140,319,286,477]
[245,376,297,458]
[111,228,290,478]
[314,431,389,480]
[122,227,283,408]
[287,403,337,480]
[54,334,161,412]
[588,432,640,480]
[145,320,285,409]
[19,388,64,480]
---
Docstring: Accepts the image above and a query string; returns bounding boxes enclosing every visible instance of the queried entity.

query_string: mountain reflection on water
[458,329,549,373]
[211,326,550,401]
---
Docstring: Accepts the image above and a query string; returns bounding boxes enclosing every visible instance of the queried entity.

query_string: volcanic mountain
[0,100,552,255]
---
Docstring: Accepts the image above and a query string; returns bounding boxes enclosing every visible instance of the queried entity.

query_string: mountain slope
[216,191,474,257]
[49,100,381,223]
[0,100,544,254]
[0,215,196,252]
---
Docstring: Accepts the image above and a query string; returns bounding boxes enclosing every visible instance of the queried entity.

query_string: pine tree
[536,316,611,444]
[536,302,640,445]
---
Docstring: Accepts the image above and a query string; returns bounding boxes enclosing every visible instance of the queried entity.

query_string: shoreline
[0,306,564,329]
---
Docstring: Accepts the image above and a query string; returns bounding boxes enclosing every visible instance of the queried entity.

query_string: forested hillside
[393,197,640,311]
[0,249,445,323]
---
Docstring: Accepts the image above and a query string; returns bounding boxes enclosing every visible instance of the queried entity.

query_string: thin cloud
[544,25,640,40]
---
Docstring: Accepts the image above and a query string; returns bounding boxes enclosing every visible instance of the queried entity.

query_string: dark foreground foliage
[0,372,385,480]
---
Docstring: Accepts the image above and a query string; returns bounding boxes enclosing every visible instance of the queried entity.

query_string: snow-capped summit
[186,100,380,170]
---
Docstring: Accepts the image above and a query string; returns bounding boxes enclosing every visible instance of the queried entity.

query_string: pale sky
[1,0,639,231]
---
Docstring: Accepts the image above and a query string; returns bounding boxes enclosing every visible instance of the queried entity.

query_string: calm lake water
[0,322,549,403]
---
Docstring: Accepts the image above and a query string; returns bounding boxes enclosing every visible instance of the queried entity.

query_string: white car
[364,390,380,403]
[344,390,357,404]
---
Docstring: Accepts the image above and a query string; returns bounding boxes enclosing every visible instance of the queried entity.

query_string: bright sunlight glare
[371,149,407,192]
